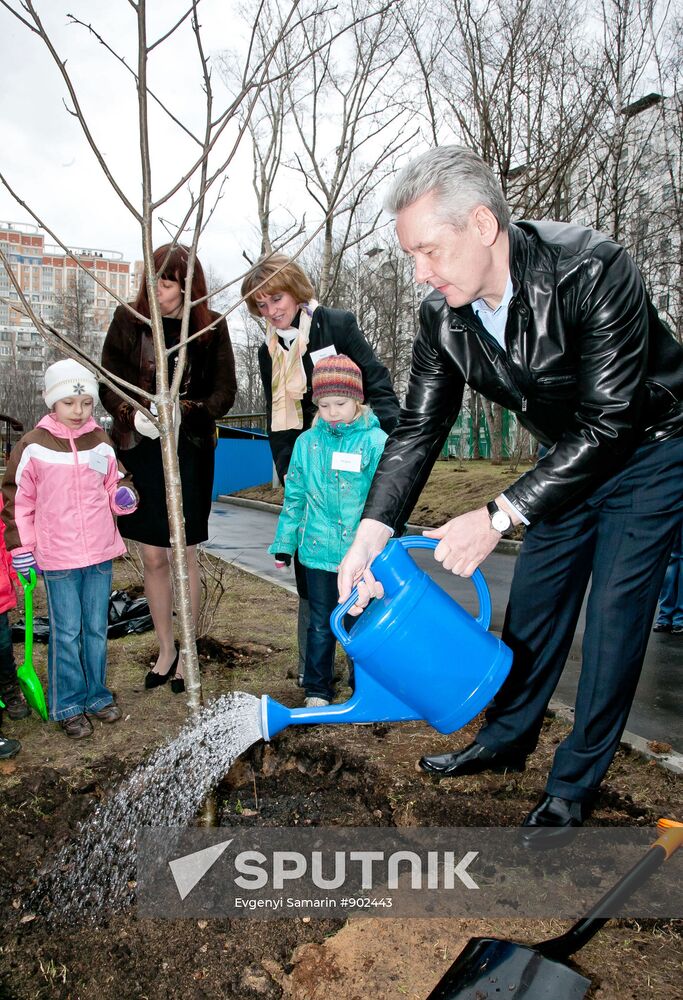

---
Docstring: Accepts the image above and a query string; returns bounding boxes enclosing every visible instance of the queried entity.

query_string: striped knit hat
[311,354,364,403]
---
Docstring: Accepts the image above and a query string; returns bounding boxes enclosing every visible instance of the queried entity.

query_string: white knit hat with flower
[44,359,99,408]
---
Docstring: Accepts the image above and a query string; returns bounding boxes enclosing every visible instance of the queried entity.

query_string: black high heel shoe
[145,648,179,689]
[170,676,185,695]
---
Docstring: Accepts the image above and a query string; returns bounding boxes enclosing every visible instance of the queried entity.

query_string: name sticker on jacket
[332,451,361,473]
[310,345,338,365]
[88,451,108,475]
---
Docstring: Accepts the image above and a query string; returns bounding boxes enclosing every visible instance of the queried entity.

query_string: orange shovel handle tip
[655,818,683,859]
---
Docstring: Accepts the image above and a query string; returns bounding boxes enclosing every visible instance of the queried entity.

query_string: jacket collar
[37,413,100,439]
[507,222,530,295]
[317,410,380,437]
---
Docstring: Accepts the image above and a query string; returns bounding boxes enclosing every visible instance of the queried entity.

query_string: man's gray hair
[385,145,511,230]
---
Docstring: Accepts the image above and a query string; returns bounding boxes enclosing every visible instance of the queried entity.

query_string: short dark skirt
[118,431,215,548]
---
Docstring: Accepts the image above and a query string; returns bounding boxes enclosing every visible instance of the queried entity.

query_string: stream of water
[32,691,264,922]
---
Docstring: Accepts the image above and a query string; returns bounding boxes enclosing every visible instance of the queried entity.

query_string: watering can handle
[331,535,492,647]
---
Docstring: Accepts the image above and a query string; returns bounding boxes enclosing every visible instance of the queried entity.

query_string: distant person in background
[101,245,236,694]
[241,253,399,686]
[653,520,683,635]
[2,360,137,739]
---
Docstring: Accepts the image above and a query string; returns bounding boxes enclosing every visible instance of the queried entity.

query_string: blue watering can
[260,536,512,741]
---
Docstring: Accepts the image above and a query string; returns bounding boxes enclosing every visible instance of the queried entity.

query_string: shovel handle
[17,568,37,663]
[537,818,683,961]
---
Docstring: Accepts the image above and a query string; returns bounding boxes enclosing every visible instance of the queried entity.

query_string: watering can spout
[260,667,421,741]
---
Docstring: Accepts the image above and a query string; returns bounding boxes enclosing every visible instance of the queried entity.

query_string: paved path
[206,501,683,753]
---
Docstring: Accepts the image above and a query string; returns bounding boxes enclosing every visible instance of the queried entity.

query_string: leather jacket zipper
[457,315,528,413]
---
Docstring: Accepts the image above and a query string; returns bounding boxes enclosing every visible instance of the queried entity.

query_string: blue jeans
[43,561,114,721]
[303,567,341,701]
[655,521,683,628]
[478,436,683,801]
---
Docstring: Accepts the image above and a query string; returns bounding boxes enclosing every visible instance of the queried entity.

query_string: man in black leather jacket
[338,146,683,845]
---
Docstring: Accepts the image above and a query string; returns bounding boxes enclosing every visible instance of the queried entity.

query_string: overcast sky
[0,1,269,290]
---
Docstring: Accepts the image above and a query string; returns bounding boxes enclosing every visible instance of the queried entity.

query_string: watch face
[492,510,511,532]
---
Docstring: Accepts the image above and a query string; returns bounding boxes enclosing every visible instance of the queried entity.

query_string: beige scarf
[267,300,319,431]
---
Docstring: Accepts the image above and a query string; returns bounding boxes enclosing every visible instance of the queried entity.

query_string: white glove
[134,410,160,440]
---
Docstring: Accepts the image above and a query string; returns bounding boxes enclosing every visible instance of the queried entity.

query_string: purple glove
[115,486,137,510]
[12,552,41,575]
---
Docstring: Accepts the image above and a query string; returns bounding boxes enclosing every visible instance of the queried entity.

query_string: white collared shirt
[471,273,514,350]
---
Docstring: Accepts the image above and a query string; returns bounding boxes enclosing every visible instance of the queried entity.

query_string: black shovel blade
[426,938,591,999]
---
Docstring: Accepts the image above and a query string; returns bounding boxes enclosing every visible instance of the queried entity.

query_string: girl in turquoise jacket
[269,355,388,706]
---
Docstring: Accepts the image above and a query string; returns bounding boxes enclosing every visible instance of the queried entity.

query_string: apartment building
[0,221,131,369]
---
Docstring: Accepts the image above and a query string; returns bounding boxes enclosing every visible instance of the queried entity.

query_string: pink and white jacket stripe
[1,413,138,571]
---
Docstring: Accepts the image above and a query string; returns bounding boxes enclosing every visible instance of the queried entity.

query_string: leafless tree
[232,309,267,414]
[645,5,682,338]
[224,0,417,301]
[571,0,681,339]
[0,355,43,433]
[51,267,100,359]
[584,0,660,240]
[403,0,605,219]
[331,232,416,399]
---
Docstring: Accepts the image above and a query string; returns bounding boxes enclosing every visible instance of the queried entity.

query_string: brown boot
[0,685,31,720]
[60,713,93,739]
[87,703,122,723]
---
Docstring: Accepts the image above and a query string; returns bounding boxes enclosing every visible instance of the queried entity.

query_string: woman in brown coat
[101,245,236,692]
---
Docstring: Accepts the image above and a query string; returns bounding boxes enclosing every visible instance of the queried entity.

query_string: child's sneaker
[0,733,21,759]
[0,685,31,720]
[304,697,330,708]
[60,713,93,739]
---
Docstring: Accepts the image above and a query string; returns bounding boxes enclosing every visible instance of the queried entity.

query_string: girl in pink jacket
[1,359,138,740]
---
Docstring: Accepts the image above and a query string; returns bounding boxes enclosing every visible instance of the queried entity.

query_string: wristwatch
[487,500,512,535]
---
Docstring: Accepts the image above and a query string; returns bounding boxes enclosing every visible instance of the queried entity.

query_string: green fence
[440,409,515,460]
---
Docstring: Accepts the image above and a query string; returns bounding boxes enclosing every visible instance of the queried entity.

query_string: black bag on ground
[11,590,153,642]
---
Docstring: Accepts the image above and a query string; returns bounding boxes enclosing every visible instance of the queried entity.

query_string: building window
[658,292,669,311]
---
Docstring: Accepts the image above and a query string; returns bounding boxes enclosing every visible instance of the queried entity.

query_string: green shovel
[3,568,48,721]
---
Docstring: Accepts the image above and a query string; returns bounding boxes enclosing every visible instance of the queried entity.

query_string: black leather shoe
[419,741,527,776]
[145,648,179,689]
[520,793,585,849]
[170,676,185,695]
